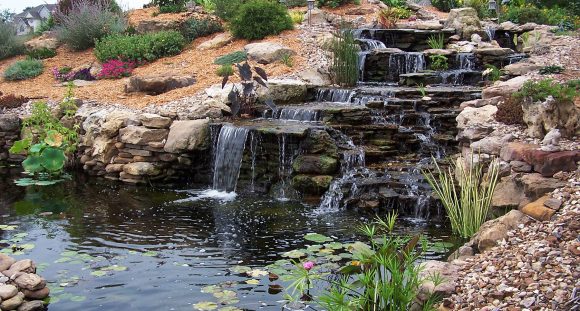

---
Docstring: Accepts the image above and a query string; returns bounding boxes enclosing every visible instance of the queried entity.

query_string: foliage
[214,0,243,21]
[97,59,136,79]
[214,51,248,66]
[514,78,579,103]
[496,97,524,125]
[381,0,407,8]
[230,0,293,40]
[35,16,55,35]
[483,64,501,82]
[317,0,360,8]
[377,7,401,28]
[221,62,276,117]
[539,65,564,75]
[280,52,294,67]
[56,0,122,16]
[0,9,14,23]
[216,64,234,77]
[284,214,443,310]
[0,22,24,60]
[289,11,305,24]
[427,33,445,50]
[428,54,448,71]
[0,92,29,109]
[3,59,44,81]
[94,31,185,62]
[51,65,95,82]
[27,48,57,60]
[463,0,492,18]
[329,28,359,87]
[158,3,186,13]
[431,0,461,12]
[501,5,548,25]
[55,0,127,51]
[181,17,223,41]
[195,0,217,12]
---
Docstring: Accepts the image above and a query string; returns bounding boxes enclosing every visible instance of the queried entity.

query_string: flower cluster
[52,66,95,82]
[97,59,136,79]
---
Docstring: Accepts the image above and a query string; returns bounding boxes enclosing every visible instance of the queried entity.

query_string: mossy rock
[301,129,338,157]
[292,175,333,195]
[292,155,338,175]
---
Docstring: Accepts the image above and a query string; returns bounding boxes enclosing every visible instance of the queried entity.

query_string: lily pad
[304,233,333,243]
[229,266,252,274]
[142,251,158,257]
[219,307,242,311]
[193,301,218,311]
[90,271,107,277]
[245,279,259,285]
[324,242,344,250]
[201,285,222,294]
[213,290,238,305]
[281,250,305,259]
[246,269,268,278]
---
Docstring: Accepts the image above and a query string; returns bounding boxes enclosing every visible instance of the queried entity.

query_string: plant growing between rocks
[377,7,402,29]
[328,27,359,87]
[483,64,501,82]
[220,62,276,117]
[427,33,445,50]
[428,54,448,71]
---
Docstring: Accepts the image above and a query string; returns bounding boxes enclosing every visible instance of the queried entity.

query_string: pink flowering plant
[97,59,136,79]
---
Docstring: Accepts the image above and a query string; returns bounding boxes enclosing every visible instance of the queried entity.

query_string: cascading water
[212,124,250,192]
[278,108,321,122]
[485,25,496,41]
[315,88,355,103]
[249,131,261,192]
[389,52,426,76]
[276,134,298,201]
[357,39,386,79]
[457,53,476,70]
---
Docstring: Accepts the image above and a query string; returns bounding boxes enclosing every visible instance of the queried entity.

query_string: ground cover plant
[181,17,223,42]
[27,48,57,60]
[97,59,136,79]
[230,0,293,40]
[3,59,44,81]
[94,30,185,62]
[214,51,248,65]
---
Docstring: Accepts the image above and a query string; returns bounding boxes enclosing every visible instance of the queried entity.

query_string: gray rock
[123,162,161,176]
[244,42,295,64]
[0,255,16,272]
[0,115,20,132]
[118,126,169,145]
[523,96,579,138]
[17,300,46,311]
[510,160,532,172]
[503,61,541,76]
[482,76,530,100]
[140,113,172,129]
[125,75,195,95]
[164,119,209,153]
[543,198,562,210]
[492,175,525,210]
[197,32,234,50]
[14,273,46,291]
[444,8,481,40]
[257,79,307,105]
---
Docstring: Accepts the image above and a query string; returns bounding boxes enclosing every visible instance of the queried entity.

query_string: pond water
[0,171,459,311]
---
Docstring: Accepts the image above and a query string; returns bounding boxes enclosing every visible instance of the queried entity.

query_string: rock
[304,8,327,25]
[444,8,481,40]
[417,261,459,302]
[492,175,525,210]
[448,41,477,53]
[474,47,514,57]
[0,292,24,310]
[471,33,482,43]
[473,210,528,252]
[17,300,46,311]
[0,254,16,272]
[21,287,49,300]
[521,196,555,221]
[500,142,580,177]
[244,42,295,65]
[301,129,338,157]
[522,96,580,138]
[7,260,35,274]
[296,69,331,86]
[482,76,530,100]
[0,285,18,300]
[456,105,497,142]
[24,34,58,50]
[118,126,168,145]
[125,75,195,95]
[197,32,234,50]
[414,21,444,30]
[503,61,541,76]
[543,198,562,210]
[470,134,514,155]
[105,164,125,173]
[292,155,338,175]
[448,245,475,261]
[257,79,307,105]
[140,113,172,129]
[0,115,20,132]
[345,7,374,15]
[164,119,209,153]
[123,162,161,176]
[423,49,454,56]
[292,175,333,195]
[500,142,538,162]
[510,160,532,172]
[520,174,565,202]
[14,274,45,291]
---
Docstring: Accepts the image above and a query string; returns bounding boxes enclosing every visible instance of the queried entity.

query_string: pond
[0,170,459,310]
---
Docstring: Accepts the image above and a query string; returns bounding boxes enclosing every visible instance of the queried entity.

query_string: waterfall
[484,25,496,41]
[212,124,250,192]
[249,131,261,192]
[440,70,465,85]
[358,39,386,81]
[277,134,297,201]
[315,88,355,103]
[457,53,476,70]
[507,53,527,65]
[277,108,321,122]
[389,52,426,79]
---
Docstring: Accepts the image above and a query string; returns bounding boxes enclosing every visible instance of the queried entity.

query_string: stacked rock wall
[0,255,49,311]
[0,115,23,164]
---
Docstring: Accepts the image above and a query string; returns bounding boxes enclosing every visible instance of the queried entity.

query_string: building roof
[14,4,57,20]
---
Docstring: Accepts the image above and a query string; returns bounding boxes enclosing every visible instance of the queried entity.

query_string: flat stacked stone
[0,255,49,311]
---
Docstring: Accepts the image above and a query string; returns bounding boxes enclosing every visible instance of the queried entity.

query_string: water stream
[212,124,250,192]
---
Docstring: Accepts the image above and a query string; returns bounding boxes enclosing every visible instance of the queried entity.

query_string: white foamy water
[172,189,237,203]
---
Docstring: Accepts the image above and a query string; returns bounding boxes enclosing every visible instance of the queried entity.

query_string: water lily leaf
[219,307,242,311]
[201,285,222,294]
[306,245,322,252]
[304,233,333,243]
[70,295,86,302]
[90,271,107,277]
[213,290,238,305]
[20,243,35,250]
[0,225,17,230]
[347,242,374,258]
[14,178,38,186]
[229,266,251,274]
[142,251,158,257]
[40,147,66,172]
[282,250,305,259]
[246,269,268,278]
[45,130,64,147]
[22,156,44,174]
[193,301,218,311]
[318,248,334,255]
[29,143,44,154]
[102,265,127,271]
[324,242,344,250]
[326,255,342,262]
[245,279,259,285]
[9,139,30,154]
[14,233,28,238]
[338,252,353,259]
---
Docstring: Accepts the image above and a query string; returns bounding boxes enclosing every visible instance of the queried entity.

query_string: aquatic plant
[221,62,277,117]
[423,155,500,238]
[328,28,359,87]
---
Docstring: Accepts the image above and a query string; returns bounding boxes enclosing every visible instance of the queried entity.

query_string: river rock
[22,287,50,300]
[0,285,18,300]
[164,119,209,153]
[123,162,161,176]
[14,274,45,291]
[140,113,172,129]
[258,79,307,105]
[6,260,35,275]
[292,155,338,175]
[244,42,295,64]
[520,173,565,202]
[444,8,481,40]
[0,292,24,310]
[522,96,580,138]
[482,76,529,100]
[197,32,234,50]
[125,75,195,95]
[292,175,333,195]
[417,260,459,302]
[118,126,168,145]
[17,300,46,311]
[0,255,16,272]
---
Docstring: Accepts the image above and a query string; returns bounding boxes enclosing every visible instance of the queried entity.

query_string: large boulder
[470,134,514,155]
[257,79,307,105]
[474,47,514,57]
[456,105,497,142]
[197,32,234,50]
[292,155,338,175]
[244,42,295,64]
[417,261,459,302]
[14,273,46,291]
[492,175,525,210]
[0,254,16,271]
[140,113,172,129]
[118,126,168,145]
[123,162,161,176]
[444,8,481,40]
[522,96,580,138]
[503,61,541,76]
[474,210,528,252]
[296,69,331,86]
[164,119,209,153]
[125,75,195,95]
[520,173,565,202]
[482,76,530,100]
[24,34,58,50]
[0,115,20,132]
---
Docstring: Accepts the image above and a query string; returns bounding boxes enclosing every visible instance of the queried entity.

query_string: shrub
[94,31,186,62]
[214,0,243,21]
[429,54,448,71]
[159,4,186,13]
[501,5,548,25]
[431,0,461,12]
[57,0,122,15]
[230,0,293,40]
[423,155,500,238]
[377,7,400,29]
[0,93,29,109]
[381,0,407,7]
[539,65,564,75]
[97,59,136,79]
[317,0,359,8]
[27,48,57,60]
[3,59,44,81]
[216,64,234,77]
[289,11,305,24]
[0,22,24,60]
[463,0,492,18]
[35,16,55,35]
[196,0,217,12]
[329,28,359,87]
[496,97,525,125]
[181,17,223,41]
[55,0,127,51]
[214,51,247,65]
[514,78,578,103]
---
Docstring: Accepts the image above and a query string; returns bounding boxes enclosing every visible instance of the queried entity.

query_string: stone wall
[0,115,23,164]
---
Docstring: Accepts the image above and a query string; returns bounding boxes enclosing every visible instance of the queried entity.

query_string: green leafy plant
[514,78,579,103]
[280,52,294,67]
[3,59,44,81]
[428,54,448,71]
[317,0,359,8]
[27,48,57,60]
[216,64,234,77]
[195,0,217,12]
[423,155,500,238]
[181,17,223,42]
[377,7,401,28]
[329,28,359,87]
[214,0,243,21]
[539,65,564,75]
[289,10,305,24]
[94,30,186,62]
[214,51,247,65]
[55,0,127,51]
[56,0,122,16]
[35,16,55,35]
[221,62,276,117]
[427,33,445,50]
[381,0,407,7]
[431,0,461,12]
[159,3,186,13]
[230,0,294,40]
[501,5,548,24]
[483,64,501,82]
[463,0,492,18]
[0,22,24,60]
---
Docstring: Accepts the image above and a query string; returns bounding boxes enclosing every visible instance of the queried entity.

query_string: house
[12,4,57,36]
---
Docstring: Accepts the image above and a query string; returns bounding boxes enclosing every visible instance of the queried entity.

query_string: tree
[0,9,14,23]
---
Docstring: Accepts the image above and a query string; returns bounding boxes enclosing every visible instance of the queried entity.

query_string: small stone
[521,296,535,308]
[543,198,562,210]
[17,300,45,311]
[0,284,18,300]
[0,254,16,272]
[0,292,24,310]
